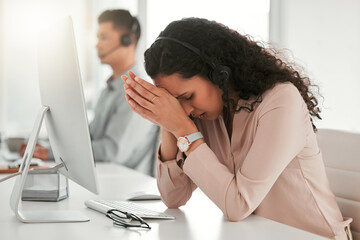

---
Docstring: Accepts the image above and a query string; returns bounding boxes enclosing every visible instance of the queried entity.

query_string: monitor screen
[37,16,99,194]
[9,17,99,223]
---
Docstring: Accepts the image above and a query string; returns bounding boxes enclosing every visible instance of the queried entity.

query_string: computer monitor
[9,17,99,223]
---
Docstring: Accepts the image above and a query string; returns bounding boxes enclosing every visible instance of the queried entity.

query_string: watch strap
[186,132,203,143]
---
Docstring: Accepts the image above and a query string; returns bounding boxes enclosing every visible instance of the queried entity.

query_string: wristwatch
[177,132,203,152]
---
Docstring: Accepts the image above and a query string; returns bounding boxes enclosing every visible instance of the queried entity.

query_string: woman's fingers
[127,71,163,96]
[126,94,157,124]
[124,76,157,104]
[128,71,136,80]
[125,93,131,101]
[125,87,154,111]
[123,72,190,132]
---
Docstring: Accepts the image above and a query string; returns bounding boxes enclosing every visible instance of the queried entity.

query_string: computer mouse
[126,191,162,201]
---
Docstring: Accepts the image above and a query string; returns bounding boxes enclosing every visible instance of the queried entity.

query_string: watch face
[177,137,189,152]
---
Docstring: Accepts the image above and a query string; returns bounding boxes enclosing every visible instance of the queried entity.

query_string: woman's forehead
[154,74,183,87]
[154,74,199,95]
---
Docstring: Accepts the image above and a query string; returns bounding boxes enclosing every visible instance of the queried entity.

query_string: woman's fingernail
[128,100,134,107]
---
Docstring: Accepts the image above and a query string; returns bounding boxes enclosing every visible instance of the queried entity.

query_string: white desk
[0,163,328,240]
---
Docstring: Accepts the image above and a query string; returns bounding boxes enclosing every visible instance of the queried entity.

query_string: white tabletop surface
[0,160,329,240]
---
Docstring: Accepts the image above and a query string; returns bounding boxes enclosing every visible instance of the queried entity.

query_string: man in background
[21,9,159,176]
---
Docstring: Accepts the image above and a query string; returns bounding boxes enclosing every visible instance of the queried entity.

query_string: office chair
[317,128,360,240]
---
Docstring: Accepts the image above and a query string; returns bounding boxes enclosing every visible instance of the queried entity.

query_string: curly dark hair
[144,18,321,131]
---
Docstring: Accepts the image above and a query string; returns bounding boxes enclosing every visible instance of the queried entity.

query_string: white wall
[146,0,270,47]
[270,0,360,132]
[1,0,92,137]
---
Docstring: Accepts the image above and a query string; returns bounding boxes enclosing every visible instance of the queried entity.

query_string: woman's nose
[181,102,194,116]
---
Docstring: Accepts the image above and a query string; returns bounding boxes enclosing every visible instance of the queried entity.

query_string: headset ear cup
[121,34,133,46]
[210,65,231,84]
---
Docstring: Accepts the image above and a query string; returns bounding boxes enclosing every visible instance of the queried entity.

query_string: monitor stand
[9,106,89,223]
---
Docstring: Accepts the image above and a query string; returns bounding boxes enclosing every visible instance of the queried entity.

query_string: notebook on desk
[0,164,48,174]
[0,158,48,174]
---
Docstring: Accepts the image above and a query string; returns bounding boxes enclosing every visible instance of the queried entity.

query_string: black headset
[121,18,139,46]
[155,36,231,83]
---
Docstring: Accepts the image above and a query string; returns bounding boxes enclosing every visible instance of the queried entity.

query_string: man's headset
[121,18,139,46]
[155,36,231,83]
[100,18,139,59]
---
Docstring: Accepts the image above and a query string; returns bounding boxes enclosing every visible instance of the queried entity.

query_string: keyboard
[85,199,175,220]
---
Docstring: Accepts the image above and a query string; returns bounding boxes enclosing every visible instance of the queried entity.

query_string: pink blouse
[156,83,351,238]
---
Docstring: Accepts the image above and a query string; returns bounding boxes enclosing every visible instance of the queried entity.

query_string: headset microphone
[99,45,121,59]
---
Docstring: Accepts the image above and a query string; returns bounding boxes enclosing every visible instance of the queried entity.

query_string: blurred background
[0,0,359,138]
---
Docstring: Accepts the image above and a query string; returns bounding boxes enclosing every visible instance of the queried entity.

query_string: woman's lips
[199,112,207,119]
[191,112,207,119]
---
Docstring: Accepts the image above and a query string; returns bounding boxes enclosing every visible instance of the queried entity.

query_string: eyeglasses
[106,209,151,230]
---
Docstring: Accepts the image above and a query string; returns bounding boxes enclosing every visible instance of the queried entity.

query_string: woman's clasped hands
[122,71,197,138]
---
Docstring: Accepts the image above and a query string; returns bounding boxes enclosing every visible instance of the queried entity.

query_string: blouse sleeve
[182,85,308,221]
[156,146,198,208]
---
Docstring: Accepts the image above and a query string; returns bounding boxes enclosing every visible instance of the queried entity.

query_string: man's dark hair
[98,9,141,43]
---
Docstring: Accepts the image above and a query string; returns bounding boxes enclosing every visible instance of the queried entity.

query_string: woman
[122,18,352,239]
